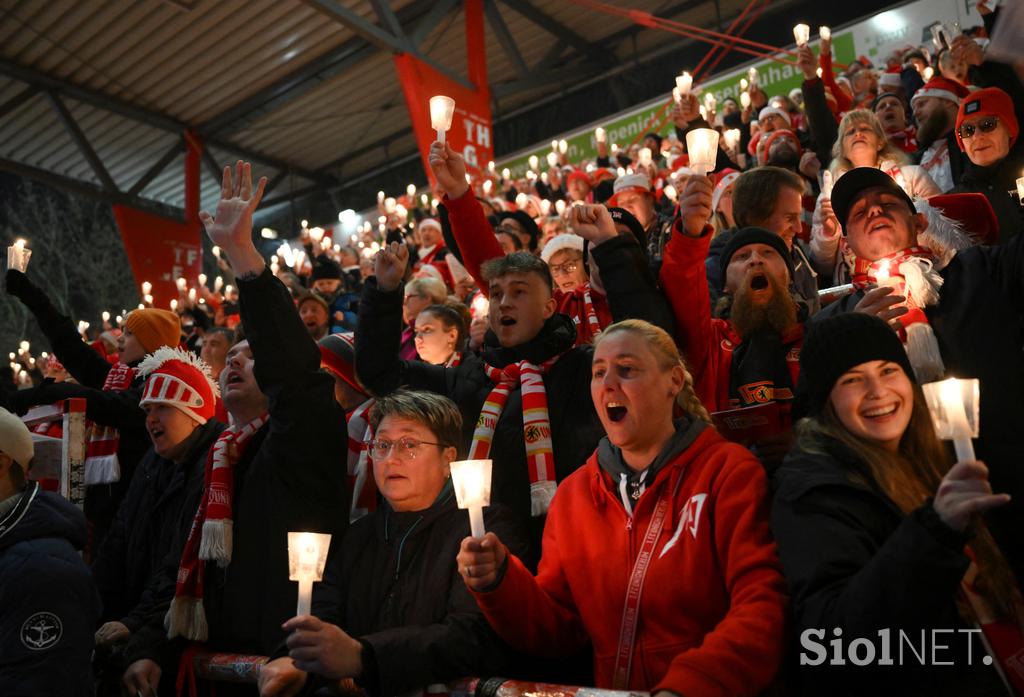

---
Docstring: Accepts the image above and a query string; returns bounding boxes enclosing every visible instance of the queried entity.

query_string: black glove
[5,269,30,298]
[7,386,38,416]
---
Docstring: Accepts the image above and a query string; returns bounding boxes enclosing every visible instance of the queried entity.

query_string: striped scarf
[581,285,602,342]
[851,246,946,383]
[83,362,135,485]
[166,414,268,641]
[470,358,559,517]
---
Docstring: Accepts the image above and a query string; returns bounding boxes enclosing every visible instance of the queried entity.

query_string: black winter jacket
[277,488,531,697]
[128,267,350,663]
[771,441,1008,696]
[953,139,1024,245]
[5,269,151,548]
[91,419,224,631]
[812,235,1024,588]
[356,281,604,543]
[0,483,100,696]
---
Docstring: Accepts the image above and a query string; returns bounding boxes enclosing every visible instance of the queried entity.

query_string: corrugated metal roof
[0,0,711,213]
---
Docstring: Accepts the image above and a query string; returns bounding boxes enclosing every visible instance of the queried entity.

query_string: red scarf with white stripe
[581,285,602,341]
[166,414,268,641]
[851,246,946,382]
[470,357,559,516]
[83,363,135,485]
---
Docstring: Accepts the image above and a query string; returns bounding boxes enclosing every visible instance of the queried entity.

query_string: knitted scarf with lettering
[83,362,135,485]
[581,285,602,341]
[470,358,559,516]
[851,246,945,383]
[166,414,268,641]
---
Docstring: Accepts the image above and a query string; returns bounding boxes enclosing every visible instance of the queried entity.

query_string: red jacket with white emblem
[473,426,788,697]
[659,225,803,417]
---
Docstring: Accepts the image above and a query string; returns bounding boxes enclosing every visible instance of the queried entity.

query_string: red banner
[393,0,492,186]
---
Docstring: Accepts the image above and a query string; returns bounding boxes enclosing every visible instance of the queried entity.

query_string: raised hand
[934,461,1010,532]
[199,161,268,277]
[677,175,714,237]
[457,532,507,592]
[677,94,701,126]
[569,204,617,246]
[282,615,363,680]
[374,242,410,292]
[820,197,841,239]
[428,141,470,199]
[797,45,817,81]
[950,35,984,67]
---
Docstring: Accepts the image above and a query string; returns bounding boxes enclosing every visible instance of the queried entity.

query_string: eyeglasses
[365,437,445,460]
[549,260,581,275]
[957,117,999,140]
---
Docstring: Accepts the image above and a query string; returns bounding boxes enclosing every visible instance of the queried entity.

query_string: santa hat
[919,193,999,252]
[760,129,802,165]
[712,169,741,212]
[566,169,591,188]
[138,347,219,424]
[911,76,969,106]
[879,69,902,89]
[418,218,442,233]
[591,168,618,186]
[541,233,585,263]
[955,86,1018,151]
[758,105,792,127]
[318,333,366,396]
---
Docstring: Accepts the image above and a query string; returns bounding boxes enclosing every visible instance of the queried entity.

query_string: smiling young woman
[771,312,1022,696]
[456,319,788,697]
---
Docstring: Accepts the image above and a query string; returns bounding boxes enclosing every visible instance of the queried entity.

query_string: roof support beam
[127,137,184,197]
[45,91,119,193]
[0,85,39,120]
[496,0,602,60]
[484,0,529,79]
[409,0,461,47]
[368,0,405,39]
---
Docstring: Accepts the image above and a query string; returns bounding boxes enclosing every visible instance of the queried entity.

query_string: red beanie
[566,169,591,188]
[138,347,219,424]
[760,129,802,165]
[955,86,1019,151]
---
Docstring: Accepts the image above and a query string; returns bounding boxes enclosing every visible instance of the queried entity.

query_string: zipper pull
[625,516,633,532]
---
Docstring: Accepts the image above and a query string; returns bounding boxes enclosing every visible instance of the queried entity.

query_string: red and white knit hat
[541,233,585,263]
[712,169,741,212]
[613,173,653,196]
[758,105,792,127]
[138,347,219,424]
[911,76,970,106]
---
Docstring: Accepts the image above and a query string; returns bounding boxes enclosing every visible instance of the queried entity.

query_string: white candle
[923,378,980,463]
[595,127,606,143]
[377,191,385,204]
[1017,175,1024,202]
[740,78,749,92]
[488,160,496,172]
[287,532,332,617]
[550,140,559,152]
[555,199,566,215]
[529,155,539,171]
[515,193,529,209]
[686,128,720,177]
[211,245,221,258]
[421,193,429,206]
[923,66,934,81]
[546,152,558,169]
[639,147,653,167]
[141,281,152,295]
[558,139,568,154]
[740,91,751,109]
[675,71,693,96]
[170,298,178,311]
[817,67,823,78]
[384,197,397,214]
[102,311,110,322]
[429,95,456,144]
[471,295,489,318]
[724,128,741,151]
[704,92,717,111]
[819,26,831,41]
[793,23,810,47]
[748,67,759,87]
[449,459,493,539]
[198,273,207,286]
[406,184,416,197]
[501,167,510,180]
[19,341,29,353]
[482,180,493,195]
[663,184,677,201]
[7,238,31,272]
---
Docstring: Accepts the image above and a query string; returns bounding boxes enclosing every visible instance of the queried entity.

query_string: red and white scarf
[581,285,602,342]
[166,414,268,641]
[83,362,136,485]
[470,358,559,516]
[347,400,377,523]
[852,246,946,383]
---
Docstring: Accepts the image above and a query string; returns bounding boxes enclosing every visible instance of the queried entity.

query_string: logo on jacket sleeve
[659,493,708,558]
[20,612,62,651]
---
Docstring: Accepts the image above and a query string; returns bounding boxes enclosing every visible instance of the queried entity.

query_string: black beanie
[800,313,916,416]
[607,207,646,248]
[497,211,540,251]
[311,256,342,282]
[717,227,794,292]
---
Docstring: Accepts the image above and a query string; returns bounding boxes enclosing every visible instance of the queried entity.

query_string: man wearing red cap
[952,86,1024,243]
[610,173,673,263]
[911,76,971,191]
[566,169,593,203]
[815,166,1024,593]
[91,348,224,696]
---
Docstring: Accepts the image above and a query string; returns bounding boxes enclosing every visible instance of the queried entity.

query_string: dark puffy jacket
[771,440,1007,696]
[5,269,152,550]
[812,235,1024,588]
[356,280,604,543]
[0,483,100,696]
[126,267,350,665]
[276,488,532,697]
[953,139,1024,245]
[91,419,224,631]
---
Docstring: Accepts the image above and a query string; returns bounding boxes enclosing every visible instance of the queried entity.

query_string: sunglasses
[957,117,999,140]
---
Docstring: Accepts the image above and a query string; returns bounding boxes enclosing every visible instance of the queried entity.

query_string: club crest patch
[20,612,62,651]
[965,100,981,114]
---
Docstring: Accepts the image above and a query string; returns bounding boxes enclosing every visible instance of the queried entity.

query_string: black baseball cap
[830,167,916,234]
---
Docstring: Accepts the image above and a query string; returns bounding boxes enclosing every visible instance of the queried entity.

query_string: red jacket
[445,190,611,345]
[659,226,803,417]
[474,426,787,696]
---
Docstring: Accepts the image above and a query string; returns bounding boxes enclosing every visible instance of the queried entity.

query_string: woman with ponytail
[772,312,1021,696]
[457,319,788,697]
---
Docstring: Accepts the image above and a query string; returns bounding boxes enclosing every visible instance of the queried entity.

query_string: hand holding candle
[288,531,332,617]
[686,128,720,177]
[429,95,456,145]
[793,23,810,47]
[595,127,606,143]
[449,459,492,539]
[923,378,980,463]
[675,71,693,97]
[7,238,31,272]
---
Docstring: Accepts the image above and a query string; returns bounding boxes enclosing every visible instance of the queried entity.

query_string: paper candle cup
[740,91,751,109]
[558,139,568,154]
[639,147,653,167]
[429,95,456,144]
[7,239,30,273]
[740,78,749,92]
[747,67,759,86]
[288,531,332,617]
[922,378,980,463]
[529,155,539,171]
[675,72,693,96]
[819,26,831,41]
[724,128,741,151]
[923,66,934,81]
[547,152,558,168]
[449,459,493,539]
[793,23,810,47]
[595,127,606,143]
[686,128,720,177]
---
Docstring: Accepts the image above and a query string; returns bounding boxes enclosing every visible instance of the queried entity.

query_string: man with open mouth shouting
[659,173,804,469]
